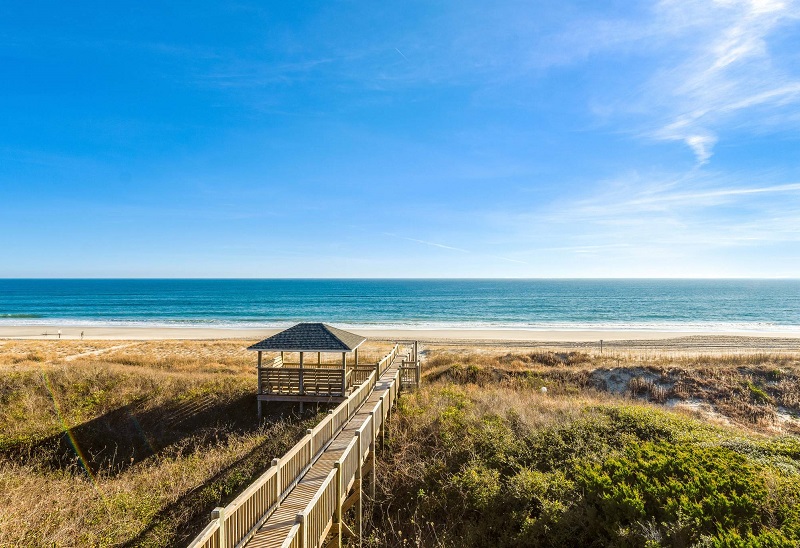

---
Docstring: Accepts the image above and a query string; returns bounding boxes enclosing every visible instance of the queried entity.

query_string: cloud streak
[646,0,800,163]
[383,233,529,264]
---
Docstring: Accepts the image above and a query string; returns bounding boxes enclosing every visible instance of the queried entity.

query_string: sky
[2,0,800,278]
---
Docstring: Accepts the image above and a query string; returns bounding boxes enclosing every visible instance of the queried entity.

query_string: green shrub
[376,387,800,548]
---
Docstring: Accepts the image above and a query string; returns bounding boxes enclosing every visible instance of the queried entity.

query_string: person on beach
[58,329,61,339]
[81,331,84,340]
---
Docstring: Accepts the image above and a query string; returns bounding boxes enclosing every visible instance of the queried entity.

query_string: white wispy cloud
[383,233,529,264]
[645,0,800,163]
[382,233,470,253]
[570,180,800,217]
[489,171,800,274]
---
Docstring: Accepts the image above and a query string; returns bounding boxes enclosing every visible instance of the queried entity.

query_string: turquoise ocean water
[0,279,799,332]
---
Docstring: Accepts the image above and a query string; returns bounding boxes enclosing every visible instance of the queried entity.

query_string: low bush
[371,385,800,547]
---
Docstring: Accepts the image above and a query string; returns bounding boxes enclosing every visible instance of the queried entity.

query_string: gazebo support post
[299,352,304,395]
[341,352,347,395]
[257,351,263,421]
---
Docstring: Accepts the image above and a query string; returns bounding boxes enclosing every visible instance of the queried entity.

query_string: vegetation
[0,339,392,547]
[368,350,800,547]
[2,341,799,547]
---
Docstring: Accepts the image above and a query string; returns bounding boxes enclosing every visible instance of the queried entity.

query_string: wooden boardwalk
[247,357,400,548]
[188,343,419,548]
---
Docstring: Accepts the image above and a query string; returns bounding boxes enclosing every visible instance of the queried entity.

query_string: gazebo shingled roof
[247,323,366,353]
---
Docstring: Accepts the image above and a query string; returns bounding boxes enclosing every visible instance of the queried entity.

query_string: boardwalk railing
[188,345,401,548]
[282,367,403,548]
[399,358,421,390]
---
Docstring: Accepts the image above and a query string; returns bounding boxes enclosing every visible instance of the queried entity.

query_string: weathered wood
[211,507,225,548]
[341,352,347,396]
[188,345,405,548]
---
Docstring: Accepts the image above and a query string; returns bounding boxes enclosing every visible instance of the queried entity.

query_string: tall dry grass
[420,348,800,433]
[0,339,392,547]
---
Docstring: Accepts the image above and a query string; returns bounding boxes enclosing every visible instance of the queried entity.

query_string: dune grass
[366,349,800,547]
[3,341,799,547]
[0,339,392,547]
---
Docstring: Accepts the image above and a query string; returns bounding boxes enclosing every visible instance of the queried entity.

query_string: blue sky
[2,0,800,277]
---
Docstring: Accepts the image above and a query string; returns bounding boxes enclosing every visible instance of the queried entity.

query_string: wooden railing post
[297,512,307,548]
[273,458,280,501]
[341,352,347,395]
[334,461,343,548]
[211,507,226,548]
[379,396,386,448]
[356,431,363,547]
[369,411,376,500]
[307,429,314,458]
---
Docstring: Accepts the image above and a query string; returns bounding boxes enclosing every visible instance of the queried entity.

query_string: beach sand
[2,325,800,352]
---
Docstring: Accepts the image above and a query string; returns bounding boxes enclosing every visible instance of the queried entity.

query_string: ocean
[0,279,799,332]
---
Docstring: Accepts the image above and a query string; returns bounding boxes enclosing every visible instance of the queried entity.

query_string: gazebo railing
[258,344,400,398]
[259,368,346,396]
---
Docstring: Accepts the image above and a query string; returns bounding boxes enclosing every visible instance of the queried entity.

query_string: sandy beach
[2,324,800,351]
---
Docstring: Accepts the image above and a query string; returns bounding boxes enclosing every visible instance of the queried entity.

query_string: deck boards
[245,358,401,548]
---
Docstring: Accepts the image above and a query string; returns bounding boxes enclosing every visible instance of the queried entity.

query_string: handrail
[188,345,401,548]
[280,524,301,548]
[187,520,220,548]
[297,468,338,547]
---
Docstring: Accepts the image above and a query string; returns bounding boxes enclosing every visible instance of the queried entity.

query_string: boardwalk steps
[188,344,418,548]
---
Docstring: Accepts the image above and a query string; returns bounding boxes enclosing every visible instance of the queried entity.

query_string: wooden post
[299,352,304,396]
[341,352,347,394]
[370,411,376,500]
[318,351,321,365]
[355,347,359,367]
[380,396,385,448]
[297,512,307,547]
[356,432,363,546]
[272,458,280,501]
[334,461,343,548]
[416,351,421,388]
[414,340,418,362]
[308,428,314,457]
[257,351,263,421]
[257,351,263,393]
[211,507,226,548]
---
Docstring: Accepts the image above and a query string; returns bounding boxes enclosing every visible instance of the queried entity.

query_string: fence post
[334,461,343,548]
[356,431,363,546]
[272,458,280,501]
[369,411,376,500]
[307,428,314,458]
[211,507,226,548]
[297,512,307,548]
[379,396,385,448]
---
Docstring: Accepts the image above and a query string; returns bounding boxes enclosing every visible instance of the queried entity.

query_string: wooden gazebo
[248,323,368,417]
